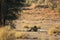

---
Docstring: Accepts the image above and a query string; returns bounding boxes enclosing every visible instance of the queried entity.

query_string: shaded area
[0,0,25,26]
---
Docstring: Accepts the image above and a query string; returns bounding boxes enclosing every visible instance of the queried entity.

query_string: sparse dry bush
[24,0,60,11]
[55,1,60,12]
[48,0,60,11]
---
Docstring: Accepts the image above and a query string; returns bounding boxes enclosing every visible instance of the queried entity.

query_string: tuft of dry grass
[48,26,60,35]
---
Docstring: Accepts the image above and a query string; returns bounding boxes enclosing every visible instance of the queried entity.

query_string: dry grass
[14,31,26,39]
[0,26,27,40]
[0,26,15,40]
[48,26,60,35]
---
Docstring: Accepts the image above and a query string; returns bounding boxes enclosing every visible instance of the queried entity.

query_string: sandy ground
[14,8,60,40]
